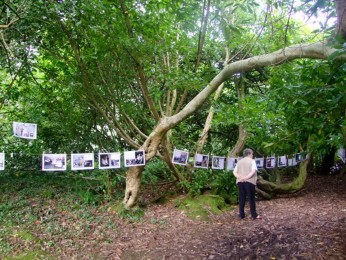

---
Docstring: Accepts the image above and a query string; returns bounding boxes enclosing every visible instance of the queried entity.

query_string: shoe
[253,215,262,220]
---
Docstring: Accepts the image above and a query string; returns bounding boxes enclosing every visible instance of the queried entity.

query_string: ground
[98,175,346,260]
[1,174,345,259]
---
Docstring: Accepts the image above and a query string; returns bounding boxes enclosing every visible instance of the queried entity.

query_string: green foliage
[141,158,172,185]
[210,171,238,204]
[179,169,238,205]
[180,169,211,196]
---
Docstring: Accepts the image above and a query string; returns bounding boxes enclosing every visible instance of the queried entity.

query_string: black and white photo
[42,154,66,171]
[0,153,4,170]
[278,155,287,167]
[266,157,276,169]
[172,149,189,165]
[71,153,94,170]
[124,150,145,167]
[99,152,121,169]
[194,153,209,169]
[227,157,237,170]
[255,158,264,169]
[13,122,37,139]
[337,148,345,162]
[212,156,225,170]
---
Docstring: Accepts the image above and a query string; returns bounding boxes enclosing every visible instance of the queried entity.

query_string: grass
[0,172,124,259]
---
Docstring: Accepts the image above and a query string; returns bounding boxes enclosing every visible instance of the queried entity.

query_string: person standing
[233,148,261,220]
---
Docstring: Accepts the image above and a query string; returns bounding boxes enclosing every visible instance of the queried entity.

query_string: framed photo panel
[0,153,4,170]
[42,154,66,171]
[295,153,302,163]
[13,122,37,139]
[99,152,121,169]
[266,157,276,169]
[288,158,294,166]
[227,157,238,171]
[172,149,189,165]
[212,156,225,170]
[255,158,264,169]
[278,156,287,167]
[124,150,145,167]
[194,153,209,169]
[337,148,345,162]
[71,153,94,170]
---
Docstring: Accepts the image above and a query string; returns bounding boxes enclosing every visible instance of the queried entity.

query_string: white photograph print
[338,148,345,162]
[172,149,189,166]
[227,157,238,171]
[212,156,225,170]
[99,152,121,169]
[0,153,4,170]
[194,153,209,169]
[255,158,264,169]
[42,154,66,171]
[266,157,276,169]
[71,153,94,170]
[124,150,145,167]
[13,122,37,139]
[278,155,287,167]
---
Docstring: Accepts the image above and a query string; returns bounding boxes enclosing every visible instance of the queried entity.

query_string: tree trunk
[335,0,346,39]
[229,124,247,157]
[123,166,144,208]
[257,156,310,195]
[195,83,225,153]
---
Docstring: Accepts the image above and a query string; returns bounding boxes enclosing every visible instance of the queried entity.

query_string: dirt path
[67,175,346,259]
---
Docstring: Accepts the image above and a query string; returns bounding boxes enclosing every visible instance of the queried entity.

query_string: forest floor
[0,173,345,259]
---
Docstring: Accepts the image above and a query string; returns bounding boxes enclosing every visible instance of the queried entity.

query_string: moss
[176,194,232,221]
[15,230,36,242]
[4,250,52,260]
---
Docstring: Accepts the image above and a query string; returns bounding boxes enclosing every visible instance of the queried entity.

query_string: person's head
[243,148,253,158]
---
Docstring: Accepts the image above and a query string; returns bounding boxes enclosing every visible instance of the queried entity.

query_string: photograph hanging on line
[0,153,4,170]
[124,150,145,167]
[42,154,66,171]
[172,149,189,165]
[255,158,264,169]
[295,153,302,163]
[194,153,209,169]
[266,157,276,169]
[99,152,121,169]
[227,157,238,170]
[278,155,287,167]
[71,153,94,170]
[212,156,225,170]
[337,148,345,162]
[13,122,37,139]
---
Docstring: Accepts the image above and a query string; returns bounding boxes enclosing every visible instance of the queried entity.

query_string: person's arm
[233,165,245,182]
[233,165,241,179]
[242,160,257,180]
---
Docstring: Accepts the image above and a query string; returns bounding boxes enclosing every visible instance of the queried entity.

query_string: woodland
[0,0,345,259]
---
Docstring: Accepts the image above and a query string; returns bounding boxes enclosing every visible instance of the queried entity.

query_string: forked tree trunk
[123,166,144,207]
[123,127,167,208]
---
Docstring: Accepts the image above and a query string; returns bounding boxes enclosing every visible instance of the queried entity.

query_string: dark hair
[243,148,253,157]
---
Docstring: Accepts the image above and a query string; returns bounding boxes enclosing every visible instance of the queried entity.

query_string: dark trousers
[237,182,257,219]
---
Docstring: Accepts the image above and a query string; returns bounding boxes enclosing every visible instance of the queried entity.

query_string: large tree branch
[168,41,344,129]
